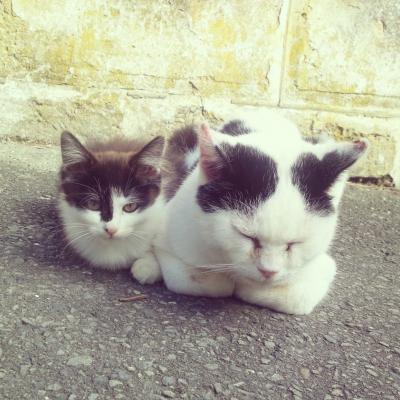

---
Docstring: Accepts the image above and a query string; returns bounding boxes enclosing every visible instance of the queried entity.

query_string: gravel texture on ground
[0,143,399,400]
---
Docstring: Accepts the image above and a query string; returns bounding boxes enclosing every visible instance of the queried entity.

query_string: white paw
[131,256,162,285]
[272,294,319,315]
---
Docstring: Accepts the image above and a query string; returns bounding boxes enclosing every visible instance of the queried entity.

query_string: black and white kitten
[58,131,164,279]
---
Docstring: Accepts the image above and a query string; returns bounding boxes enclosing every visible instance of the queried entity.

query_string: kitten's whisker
[62,232,93,253]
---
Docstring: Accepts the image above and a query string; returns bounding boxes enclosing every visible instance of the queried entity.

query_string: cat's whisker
[126,232,146,241]
[198,267,236,274]
[62,232,93,253]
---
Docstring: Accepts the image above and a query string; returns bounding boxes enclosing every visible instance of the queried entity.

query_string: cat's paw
[235,254,336,315]
[131,256,162,285]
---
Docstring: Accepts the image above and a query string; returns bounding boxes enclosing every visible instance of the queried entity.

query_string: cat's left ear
[129,136,165,180]
[323,139,368,177]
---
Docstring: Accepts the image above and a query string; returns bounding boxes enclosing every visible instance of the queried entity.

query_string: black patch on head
[197,144,278,213]
[220,120,252,136]
[60,133,162,221]
[292,149,363,214]
[163,125,199,201]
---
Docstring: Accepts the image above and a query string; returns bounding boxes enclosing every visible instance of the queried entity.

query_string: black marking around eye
[197,143,278,213]
[61,158,161,218]
[291,150,361,214]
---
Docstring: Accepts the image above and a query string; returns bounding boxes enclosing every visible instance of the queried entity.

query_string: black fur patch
[220,120,252,136]
[61,160,160,221]
[304,136,320,144]
[292,149,361,214]
[197,143,278,213]
[163,125,199,201]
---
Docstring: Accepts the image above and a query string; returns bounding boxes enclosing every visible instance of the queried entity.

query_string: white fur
[59,190,162,271]
[143,112,364,314]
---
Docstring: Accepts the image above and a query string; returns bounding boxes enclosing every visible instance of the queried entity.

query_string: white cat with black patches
[58,131,164,280]
[136,112,367,315]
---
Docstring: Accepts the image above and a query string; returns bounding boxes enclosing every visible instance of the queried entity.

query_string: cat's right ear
[196,123,225,181]
[60,131,95,167]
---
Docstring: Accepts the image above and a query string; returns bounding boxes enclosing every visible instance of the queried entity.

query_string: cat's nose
[104,227,118,237]
[258,268,277,279]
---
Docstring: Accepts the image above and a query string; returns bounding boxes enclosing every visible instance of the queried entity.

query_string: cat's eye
[123,203,138,213]
[86,199,100,211]
[235,228,262,249]
[286,242,302,251]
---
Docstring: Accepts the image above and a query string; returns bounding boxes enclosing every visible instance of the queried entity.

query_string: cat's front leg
[157,248,235,298]
[131,251,162,285]
[235,253,336,315]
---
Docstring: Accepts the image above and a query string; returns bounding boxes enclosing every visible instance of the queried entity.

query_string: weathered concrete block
[3,0,285,102]
[282,0,400,117]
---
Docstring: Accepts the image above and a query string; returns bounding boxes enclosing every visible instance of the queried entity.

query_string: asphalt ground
[0,142,399,400]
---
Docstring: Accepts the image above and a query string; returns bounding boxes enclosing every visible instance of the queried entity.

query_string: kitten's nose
[258,268,277,279]
[104,227,118,237]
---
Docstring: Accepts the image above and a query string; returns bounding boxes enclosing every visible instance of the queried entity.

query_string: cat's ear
[61,131,95,167]
[129,136,165,180]
[197,123,225,181]
[323,139,368,178]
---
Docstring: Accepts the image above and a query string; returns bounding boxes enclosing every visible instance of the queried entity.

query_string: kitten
[58,131,164,280]
[137,111,367,315]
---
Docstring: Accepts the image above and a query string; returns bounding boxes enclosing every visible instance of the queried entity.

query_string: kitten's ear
[323,139,368,178]
[60,131,95,167]
[197,123,225,181]
[130,136,165,180]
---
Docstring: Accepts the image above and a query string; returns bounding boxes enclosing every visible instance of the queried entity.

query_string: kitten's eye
[86,199,100,211]
[286,242,302,251]
[123,203,138,213]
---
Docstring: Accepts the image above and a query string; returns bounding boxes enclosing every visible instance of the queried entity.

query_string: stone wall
[1,0,399,185]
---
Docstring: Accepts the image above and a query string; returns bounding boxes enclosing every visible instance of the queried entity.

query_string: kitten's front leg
[131,251,162,285]
[235,253,336,315]
[157,248,235,298]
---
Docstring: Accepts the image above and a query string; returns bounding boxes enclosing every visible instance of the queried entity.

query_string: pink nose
[258,268,277,279]
[104,227,118,237]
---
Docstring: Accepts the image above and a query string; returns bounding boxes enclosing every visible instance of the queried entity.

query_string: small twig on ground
[118,294,148,302]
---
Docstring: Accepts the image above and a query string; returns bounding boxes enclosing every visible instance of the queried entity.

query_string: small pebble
[300,367,311,379]
[264,340,275,350]
[162,390,176,398]
[213,382,223,394]
[67,355,93,367]
[162,376,176,386]
[109,380,123,388]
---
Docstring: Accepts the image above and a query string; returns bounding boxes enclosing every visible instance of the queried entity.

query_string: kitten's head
[194,119,367,283]
[59,131,164,240]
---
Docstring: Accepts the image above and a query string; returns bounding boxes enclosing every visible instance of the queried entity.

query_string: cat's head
[59,131,164,240]
[194,119,367,283]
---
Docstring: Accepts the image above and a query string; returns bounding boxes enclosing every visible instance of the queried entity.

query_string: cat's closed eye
[234,227,262,249]
[285,242,302,251]
[123,203,138,213]
[86,199,100,211]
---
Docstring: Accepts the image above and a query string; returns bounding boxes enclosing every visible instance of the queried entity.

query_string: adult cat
[134,112,367,314]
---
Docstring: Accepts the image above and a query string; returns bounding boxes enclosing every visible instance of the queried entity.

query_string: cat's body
[58,132,164,276]
[137,111,366,314]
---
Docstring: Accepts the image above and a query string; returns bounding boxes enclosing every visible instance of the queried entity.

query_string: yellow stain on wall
[209,18,237,48]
